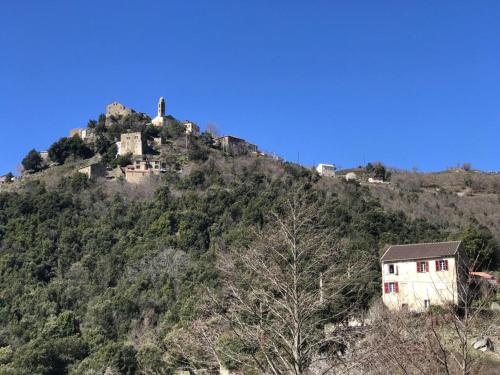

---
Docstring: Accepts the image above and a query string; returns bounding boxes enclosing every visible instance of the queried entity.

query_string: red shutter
[394,282,399,293]
[384,282,389,293]
[425,262,429,272]
[444,259,449,271]
[416,262,420,273]
[435,260,439,271]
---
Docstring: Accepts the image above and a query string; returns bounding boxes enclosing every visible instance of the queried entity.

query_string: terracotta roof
[470,272,495,279]
[381,241,461,262]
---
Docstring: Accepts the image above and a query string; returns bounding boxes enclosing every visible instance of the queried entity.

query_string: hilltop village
[0,97,396,189]
[0,97,281,186]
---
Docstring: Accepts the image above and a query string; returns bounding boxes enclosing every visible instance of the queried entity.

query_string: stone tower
[158,97,165,117]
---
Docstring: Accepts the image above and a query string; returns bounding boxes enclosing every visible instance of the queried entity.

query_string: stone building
[69,128,95,143]
[105,102,132,126]
[124,159,166,184]
[119,132,143,156]
[316,164,336,177]
[381,241,469,312]
[216,135,257,156]
[78,163,107,179]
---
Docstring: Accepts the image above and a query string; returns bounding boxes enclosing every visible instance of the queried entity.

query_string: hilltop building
[118,132,143,156]
[69,128,95,143]
[216,135,257,156]
[316,164,336,177]
[124,159,167,184]
[381,241,469,312]
[105,102,132,126]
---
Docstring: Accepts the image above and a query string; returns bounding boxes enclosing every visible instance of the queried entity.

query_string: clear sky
[1,0,499,175]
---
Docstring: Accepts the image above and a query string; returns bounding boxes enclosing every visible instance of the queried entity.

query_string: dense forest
[0,112,498,374]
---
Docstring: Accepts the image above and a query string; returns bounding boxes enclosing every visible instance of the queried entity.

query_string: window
[417,261,429,273]
[389,282,396,293]
[384,282,399,293]
[424,299,430,308]
[389,264,395,274]
[435,259,449,271]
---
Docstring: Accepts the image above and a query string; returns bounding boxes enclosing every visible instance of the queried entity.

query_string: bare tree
[358,254,499,375]
[205,123,220,138]
[426,255,498,375]
[214,195,369,375]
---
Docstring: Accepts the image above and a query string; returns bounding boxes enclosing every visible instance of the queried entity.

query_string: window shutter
[435,260,439,271]
[445,259,449,270]
[384,283,389,293]
[416,262,420,273]
[425,262,429,272]
[394,282,399,293]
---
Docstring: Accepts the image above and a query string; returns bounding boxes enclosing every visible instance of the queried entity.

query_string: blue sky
[1,0,499,175]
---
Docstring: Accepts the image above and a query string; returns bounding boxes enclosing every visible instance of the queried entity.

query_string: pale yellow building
[381,241,468,312]
[119,132,143,156]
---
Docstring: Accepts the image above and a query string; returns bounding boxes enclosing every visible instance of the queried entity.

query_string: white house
[316,164,336,177]
[381,241,469,312]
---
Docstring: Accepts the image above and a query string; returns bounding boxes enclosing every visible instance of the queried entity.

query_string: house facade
[216,135,257,155]
[381,241,468,312]
[124,159,166,184]
[78,163,106,179]
[316,163,336,177]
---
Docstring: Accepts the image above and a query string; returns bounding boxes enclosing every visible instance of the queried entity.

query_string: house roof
[470,272,495,280]
[216,135,246,142]
[380,241,461,262]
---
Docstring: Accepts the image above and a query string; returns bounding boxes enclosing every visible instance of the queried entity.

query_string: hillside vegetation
[0,110,498,374]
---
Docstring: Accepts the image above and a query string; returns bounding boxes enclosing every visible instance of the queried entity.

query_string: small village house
[69,128,95,143]
[316,163,336,177]
[381,241,469,312]
[78,163,106,179]
[216,135,257,155]
[124,159,166,184]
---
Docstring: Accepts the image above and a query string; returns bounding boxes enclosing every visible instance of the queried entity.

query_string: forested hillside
[0,113,498,374]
